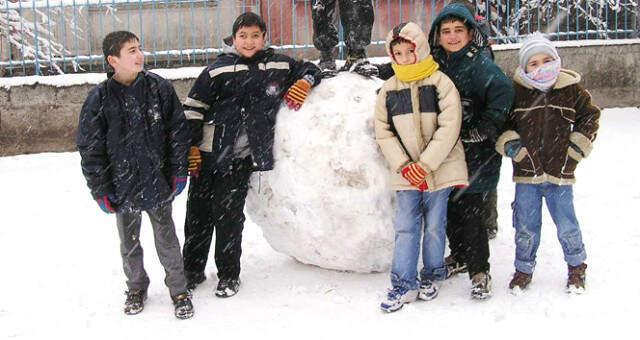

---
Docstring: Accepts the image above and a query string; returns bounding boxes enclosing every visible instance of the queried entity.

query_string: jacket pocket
[199,124,216,153]
[513,147,537,173]
[561,149,579,176]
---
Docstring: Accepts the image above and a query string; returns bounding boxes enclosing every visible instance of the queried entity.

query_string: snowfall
[1,69,639,339]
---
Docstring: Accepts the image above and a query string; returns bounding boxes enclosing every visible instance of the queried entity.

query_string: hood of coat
[427,3,488,52]
[385,22,430,63]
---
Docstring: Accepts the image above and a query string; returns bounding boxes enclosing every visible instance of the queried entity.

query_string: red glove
[188,147,202,178]
[285,79,312,111]
[401,162,428,191]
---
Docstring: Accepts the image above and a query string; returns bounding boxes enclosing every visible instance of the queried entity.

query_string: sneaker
[380,286,418,313]
[470,272,492,300]
[341,57,379,77]
[418,280,439,301]
[172,293,194,320]
[123,289,147,315]
[566,263,587,294]
[186,271,207,290]
[445,255,468,278]
[319,51,337,78]
[508,271,532,294]
[215,278,241,298]
[487,227,497,240]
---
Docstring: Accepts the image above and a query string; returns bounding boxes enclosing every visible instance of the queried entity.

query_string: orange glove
[188,146,202,178]
[401,162,428,191]
[285,79,312,111]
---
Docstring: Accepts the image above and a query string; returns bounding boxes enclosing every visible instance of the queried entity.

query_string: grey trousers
[116,204,187,297]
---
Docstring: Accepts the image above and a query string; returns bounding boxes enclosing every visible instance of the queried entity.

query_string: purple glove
[172,176,188,196]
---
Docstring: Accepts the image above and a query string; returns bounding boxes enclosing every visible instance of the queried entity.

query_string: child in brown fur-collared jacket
[374,22,468,313]
[495,33,600,295]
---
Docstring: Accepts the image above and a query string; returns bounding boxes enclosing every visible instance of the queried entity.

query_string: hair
[390,37,414,51]
[232,12,267,37]
[102,31,139,60]
[438,15,473,32]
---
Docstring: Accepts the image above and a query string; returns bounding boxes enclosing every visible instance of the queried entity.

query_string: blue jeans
[391,187,452,290]
[512,183,587,274]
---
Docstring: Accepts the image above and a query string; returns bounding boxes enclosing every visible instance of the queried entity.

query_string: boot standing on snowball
[496,33,600,295]
[311,0,378,77]
[375,22,468,313]
[427,3,514,300]
[76,31,194,319]
[181,12,322,298]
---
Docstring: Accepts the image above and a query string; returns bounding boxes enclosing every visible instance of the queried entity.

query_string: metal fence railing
[1,0,638,76]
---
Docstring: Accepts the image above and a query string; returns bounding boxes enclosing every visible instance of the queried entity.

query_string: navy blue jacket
[76,71,190,211]
[183,47,322,173]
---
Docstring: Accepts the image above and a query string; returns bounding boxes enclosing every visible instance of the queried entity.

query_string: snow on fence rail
[1,0,638,76]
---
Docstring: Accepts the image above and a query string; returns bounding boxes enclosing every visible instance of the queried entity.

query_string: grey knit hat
[519,33,560,69]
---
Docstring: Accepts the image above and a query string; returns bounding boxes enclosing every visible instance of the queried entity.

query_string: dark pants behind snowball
[447,191,491,278]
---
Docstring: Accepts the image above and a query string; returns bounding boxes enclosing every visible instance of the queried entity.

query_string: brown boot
[508,271,532,292]
[566,263,587,294]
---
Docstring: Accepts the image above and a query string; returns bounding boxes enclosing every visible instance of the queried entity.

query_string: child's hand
[504,139,522,158]
[285,79,312,111]
[401,162,428,191]
[172,176,188,196]
[188,146,202,177]
[96,195,117,214]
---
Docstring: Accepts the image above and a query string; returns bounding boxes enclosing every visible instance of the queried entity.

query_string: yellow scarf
[392,56,439,82]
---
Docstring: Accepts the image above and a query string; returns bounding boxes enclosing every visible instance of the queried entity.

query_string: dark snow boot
[123,289,147,315]
[215,278,241,298]
[471,272,492,300]
[566,263,587,294]
[172,293,194,320]
[445,255,468,279]
[319,50,337,78]
[341,57,378,77]
[509,271,532,294]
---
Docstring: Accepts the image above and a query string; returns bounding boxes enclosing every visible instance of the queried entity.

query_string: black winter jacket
[183,47,321,173]
[76,71,190,211]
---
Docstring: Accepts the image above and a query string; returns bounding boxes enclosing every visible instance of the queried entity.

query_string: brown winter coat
[375,23,468,191]
[496,69,600,185]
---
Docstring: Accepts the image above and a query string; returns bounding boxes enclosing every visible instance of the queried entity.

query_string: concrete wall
[1,43,639,156]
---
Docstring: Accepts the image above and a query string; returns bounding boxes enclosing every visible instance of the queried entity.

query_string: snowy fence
[1,0,639,76]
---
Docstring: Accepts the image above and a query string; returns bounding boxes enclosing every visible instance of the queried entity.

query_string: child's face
[438,20,473,54]
[234,25,266,58]
[108,39,144,75]
[392,41,417,65]
[525,53,556,73]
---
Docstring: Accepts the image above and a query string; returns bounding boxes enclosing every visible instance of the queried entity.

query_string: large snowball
[245,73,395,273]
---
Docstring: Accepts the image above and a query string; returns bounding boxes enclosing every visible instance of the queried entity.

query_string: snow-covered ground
[1,107,638,339]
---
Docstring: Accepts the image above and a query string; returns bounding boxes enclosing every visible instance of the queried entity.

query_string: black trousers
[447,191,491,278]
[484,189,498,230]
[311,0,374,57]
[182,157,253,281]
